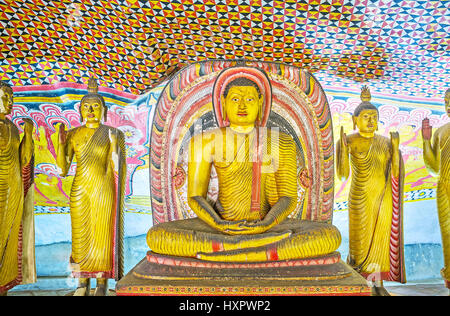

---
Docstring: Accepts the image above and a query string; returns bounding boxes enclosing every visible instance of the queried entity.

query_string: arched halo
[212,66,272,127]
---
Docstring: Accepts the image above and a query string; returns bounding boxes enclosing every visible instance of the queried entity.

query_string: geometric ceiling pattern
[0,0,448,97]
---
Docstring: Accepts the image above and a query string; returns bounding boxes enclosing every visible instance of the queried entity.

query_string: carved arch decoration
[149,60,334,225]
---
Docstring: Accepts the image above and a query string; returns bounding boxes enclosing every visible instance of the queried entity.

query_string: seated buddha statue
[146,67,341,263]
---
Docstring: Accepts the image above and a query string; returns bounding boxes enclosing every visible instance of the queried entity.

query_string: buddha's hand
[228,217,276,235]
[421,118,432,141]
[58,123,67,144]
[217,219,248,235]
[390,131,400,150]
[22,118,34,135]
[340,126,348,148]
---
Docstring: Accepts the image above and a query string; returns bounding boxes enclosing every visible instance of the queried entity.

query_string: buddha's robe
[147,128,341,262]
[65,125,126,280]
[343,134,405,282]
[0,120,35,292]
[431,123,450,287]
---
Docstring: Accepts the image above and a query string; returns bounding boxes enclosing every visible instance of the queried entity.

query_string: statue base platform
[116,251,371,296]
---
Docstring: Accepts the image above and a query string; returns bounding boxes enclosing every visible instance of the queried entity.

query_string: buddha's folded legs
[147,218,291,258]
[198,220,341,262]
[147,218,341,262]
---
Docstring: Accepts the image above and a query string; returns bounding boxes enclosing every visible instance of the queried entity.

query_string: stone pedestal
[116,251,371,296]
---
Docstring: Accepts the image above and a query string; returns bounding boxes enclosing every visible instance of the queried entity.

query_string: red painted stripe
[266,246,279,261]
[13,82,138,99]
[211,241,224,252]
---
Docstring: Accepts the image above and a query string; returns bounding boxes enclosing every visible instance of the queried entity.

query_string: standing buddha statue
[0,81,36,295]
[336,86,406,293]
[56,77,126,296]
[422,88,450,291]
[146,67,341,262]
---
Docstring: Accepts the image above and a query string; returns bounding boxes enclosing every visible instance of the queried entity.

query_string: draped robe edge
[0,121,35,292]
[346,135,406,283]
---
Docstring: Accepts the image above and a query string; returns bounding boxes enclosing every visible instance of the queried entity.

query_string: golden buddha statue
[422,88,450,291]
[0,81,35,295]
[146,69,341,263]
[56,77,126,296]
[336,86,406,292]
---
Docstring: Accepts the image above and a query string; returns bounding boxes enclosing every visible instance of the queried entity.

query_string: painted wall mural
[4,70,447,283]
[8,75,448,223]
[9,82,164,219]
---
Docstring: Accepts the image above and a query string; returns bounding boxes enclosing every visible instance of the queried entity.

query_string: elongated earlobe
[223,109,228,125]
[257,107,262,126]
[257,95,263,125]
[79,105,84,122]
[221,95,228,125]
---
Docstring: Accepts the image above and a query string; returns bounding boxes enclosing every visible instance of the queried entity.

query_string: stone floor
[385,282,449,296]
[6,280,449,296]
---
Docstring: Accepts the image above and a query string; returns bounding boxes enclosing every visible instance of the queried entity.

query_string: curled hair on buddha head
[79,77,107,122]
[223,77,262,98]
[0,81,12,92]
[445,88,450,107]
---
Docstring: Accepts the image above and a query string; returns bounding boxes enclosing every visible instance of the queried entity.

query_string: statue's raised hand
[58,123,67,144]
[390,131,400,150]
[22,118,34,135]
[421,118,432,141]
[340,126,348,148]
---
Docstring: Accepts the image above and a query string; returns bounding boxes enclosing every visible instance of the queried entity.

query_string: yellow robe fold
[213,128,297,221]
[346,134,405,282]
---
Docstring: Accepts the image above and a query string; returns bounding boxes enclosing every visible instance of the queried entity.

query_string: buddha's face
[80,97,104,124]
[222,85,263,127]
[354,109,378,134]
[0,87,13,115]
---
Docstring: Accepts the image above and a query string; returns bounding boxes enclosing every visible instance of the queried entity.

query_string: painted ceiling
[0,0,448,96]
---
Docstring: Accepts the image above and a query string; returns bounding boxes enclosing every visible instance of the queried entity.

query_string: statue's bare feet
[94,278,108,296]
[73,287,89,296]
[73,278,90,296]
[372,285,390,296]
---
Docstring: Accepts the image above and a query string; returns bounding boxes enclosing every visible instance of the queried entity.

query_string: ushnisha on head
[352,85,379,136]
[0,81,13,116]
[79,77,107,126]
